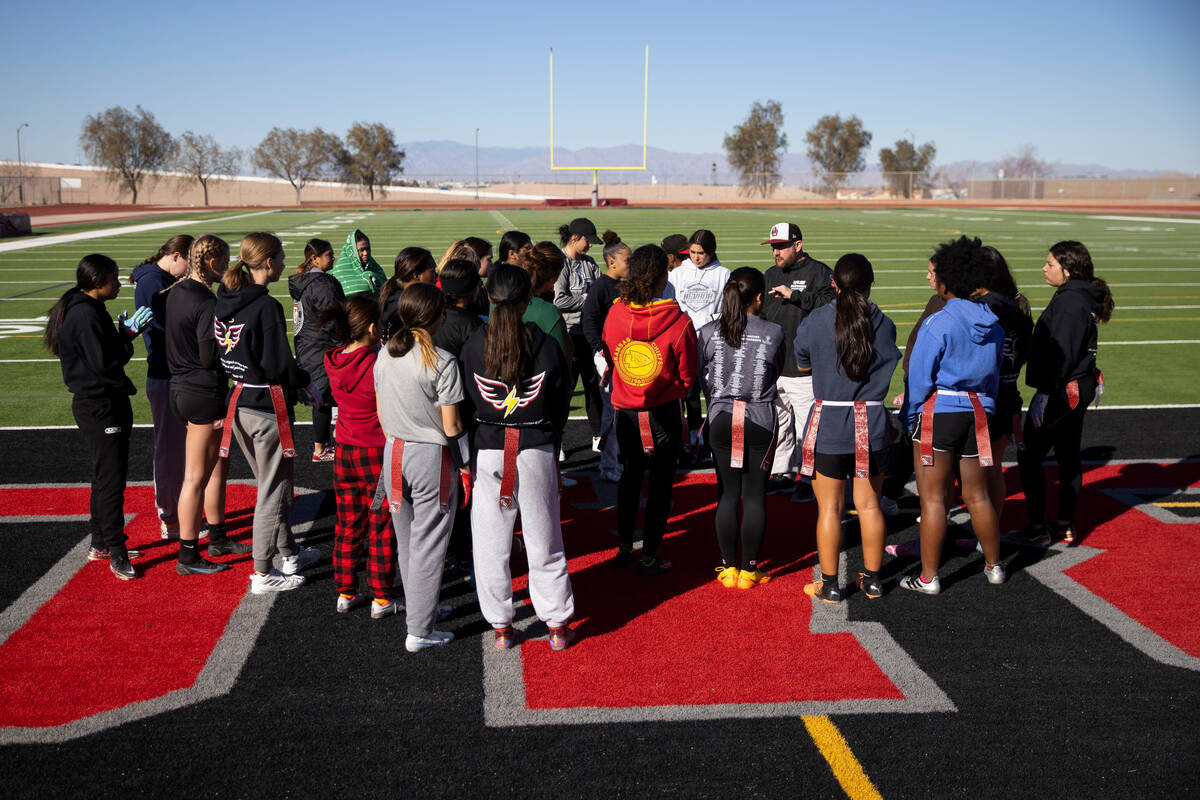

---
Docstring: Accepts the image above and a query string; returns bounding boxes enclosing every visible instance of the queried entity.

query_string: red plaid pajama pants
[333,443,396,599]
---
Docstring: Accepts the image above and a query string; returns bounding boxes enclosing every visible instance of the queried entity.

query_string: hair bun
[601,230,621,247]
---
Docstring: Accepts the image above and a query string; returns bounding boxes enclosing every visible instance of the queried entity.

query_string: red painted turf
[0,485,260,728]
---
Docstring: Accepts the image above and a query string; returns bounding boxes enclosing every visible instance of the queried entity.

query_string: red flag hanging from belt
[499,427,520,510]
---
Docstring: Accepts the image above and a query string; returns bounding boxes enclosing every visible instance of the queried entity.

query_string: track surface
[1,410,1198,798]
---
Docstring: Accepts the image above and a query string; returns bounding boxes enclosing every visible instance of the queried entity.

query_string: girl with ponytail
[374,283,468,652]
[130,233,193,537]
[166,234,245,572]
[1015,240,1114,546]
[793,254,901,603]
[288,238,344,462]
[45,254,151,580]
[321,296,399,617]
[460,265,575,650]
[697,267,785,589]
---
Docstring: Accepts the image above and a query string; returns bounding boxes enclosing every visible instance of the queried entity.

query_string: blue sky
[2,0,1198,172]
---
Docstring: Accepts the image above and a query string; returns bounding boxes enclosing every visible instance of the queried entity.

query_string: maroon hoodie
[324,344,385,448]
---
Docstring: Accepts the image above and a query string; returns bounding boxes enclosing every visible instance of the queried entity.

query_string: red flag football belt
[499,427,520,510]
[800,400,882,479]
[730,400,747,469]
[218,383,295,459]
[919,391,993,468]
[389,438,454,515]
[1066,379,1080,410]
[638,411,655,455]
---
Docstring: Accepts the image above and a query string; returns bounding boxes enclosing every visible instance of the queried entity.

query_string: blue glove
[118,306,153,337]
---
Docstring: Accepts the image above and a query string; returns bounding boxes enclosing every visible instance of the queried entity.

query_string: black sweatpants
[1017,393,1090,527]
[72,394,133,555]
[707,412,773,569]
[569,333,602,436]
[615,402,683,558]
[312,404,334,444]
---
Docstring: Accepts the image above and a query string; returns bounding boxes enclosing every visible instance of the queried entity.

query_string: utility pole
[474,128,480,201]
[16,123,29,205]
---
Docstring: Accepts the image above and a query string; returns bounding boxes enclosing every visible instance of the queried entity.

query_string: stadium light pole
[474,128,479,201]
[16,123,29,205]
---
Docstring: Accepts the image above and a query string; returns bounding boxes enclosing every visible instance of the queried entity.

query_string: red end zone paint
[514,474,903,709]
[0,485,260,728]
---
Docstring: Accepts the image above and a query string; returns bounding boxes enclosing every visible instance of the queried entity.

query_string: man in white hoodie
[666,230,730,453]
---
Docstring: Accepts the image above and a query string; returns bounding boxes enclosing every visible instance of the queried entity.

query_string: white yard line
[489,210,516,229]
[0,210,280,254]
[1089,215,1200,225]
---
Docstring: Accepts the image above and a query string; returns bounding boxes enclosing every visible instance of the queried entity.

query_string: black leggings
[1017,393,1090,527]
[312,404,333,444]
[72,394,133,554]
[569,333,603,436]
[707,413,772,569]
[615,402,683,557]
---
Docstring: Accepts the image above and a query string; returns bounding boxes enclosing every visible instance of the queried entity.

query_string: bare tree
[722,100,788,198]
[1001,144,1050,178]
[79,105,174,204]
[804,114,872,195]
[342,122,404,200]
[878,138,938,198]
[175,132,240,206]
[251,127,345,204]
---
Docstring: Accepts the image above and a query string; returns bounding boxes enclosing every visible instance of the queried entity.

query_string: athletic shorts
[169,388,226,426]
[813,450,886,480]
[910,412,992,459]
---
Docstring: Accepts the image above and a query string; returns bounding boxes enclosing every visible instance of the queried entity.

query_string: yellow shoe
[737,569,771,589]
[715,566,740,588]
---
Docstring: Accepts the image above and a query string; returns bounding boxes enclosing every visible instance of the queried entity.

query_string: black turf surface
[2,408,1198,798]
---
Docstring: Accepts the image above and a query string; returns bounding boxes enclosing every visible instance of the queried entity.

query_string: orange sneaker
[737,569,771,589]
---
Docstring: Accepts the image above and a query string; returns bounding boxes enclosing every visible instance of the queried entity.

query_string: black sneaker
[766,474,794,494]
[636,556,672,577]
[615,546,636,566]
[856,572,884,599]
[177,557,232,576]
[804,579,843,604]
[790,482,815,503]
[208,538,252,557]
[110,555,136,581]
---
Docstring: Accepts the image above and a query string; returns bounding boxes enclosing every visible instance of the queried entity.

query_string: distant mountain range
[397,140,1185,185]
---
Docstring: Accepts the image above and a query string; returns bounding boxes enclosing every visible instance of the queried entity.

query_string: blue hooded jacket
[901,298,1003,426]
[131,261,175,380]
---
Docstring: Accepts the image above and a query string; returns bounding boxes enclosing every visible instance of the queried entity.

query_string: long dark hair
[321,294,380,347]
[44,254,119,355]
[379,246,436,316]
[1050,240,1114,323]
[833,253,876,382]
[718,267,765,348]
[498,230,531,263]
[484,265,533,386]
[977,245,1032,319]
[620,244,668,305]
[464,236,492,262]
[689,229,718,261]
[295,238,332,274]
[386,283,444,370]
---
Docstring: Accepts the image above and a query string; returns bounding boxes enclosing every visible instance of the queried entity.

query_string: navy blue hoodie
[131,261,177,380]
[902,298,1004,426]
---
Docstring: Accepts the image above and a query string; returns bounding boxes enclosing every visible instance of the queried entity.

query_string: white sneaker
[280,546,320,575]
[559,448,567,462]
[984,562,1007,585]
[336,593,367,613]
[371,598,400,619]
[250,569,305,594]
[406,630,454,652]
[879,495,900,517]
[592,436,602,453]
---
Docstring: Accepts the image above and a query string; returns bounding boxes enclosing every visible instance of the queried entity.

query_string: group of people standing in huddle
[44,216,1114,651]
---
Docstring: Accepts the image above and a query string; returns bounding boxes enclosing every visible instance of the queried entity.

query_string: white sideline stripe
[489,210,516,229]
[0,210,279,253]
[1090,215,1200,224]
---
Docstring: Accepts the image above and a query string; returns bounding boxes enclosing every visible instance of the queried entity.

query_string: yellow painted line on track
[1153,501,1200,508]
[803,715,883,800]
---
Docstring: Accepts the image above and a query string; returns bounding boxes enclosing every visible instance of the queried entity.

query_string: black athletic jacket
[56,291,136,399]
[761,253,835,377]
[460,322,571,450]
[978,291,1033,417]
[214,283,310,412]
[166,279,227,398]
[288,270,345,397]
[1026,279,1106,400]
[581,273,621,354]
[433,305,485,359]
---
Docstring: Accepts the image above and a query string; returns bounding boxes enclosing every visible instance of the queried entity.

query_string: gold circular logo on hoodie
[613,338,663,387]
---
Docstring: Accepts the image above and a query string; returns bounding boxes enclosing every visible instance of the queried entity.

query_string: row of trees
[78,106,405,205]
[723,101,1046,198]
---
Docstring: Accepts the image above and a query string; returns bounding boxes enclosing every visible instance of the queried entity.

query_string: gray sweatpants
[147,377,185,523]
[471,444,574,629]
[382,438,458,638]
[232,408,300,573]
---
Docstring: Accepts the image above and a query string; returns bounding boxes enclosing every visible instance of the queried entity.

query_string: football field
[1,205,1198,427]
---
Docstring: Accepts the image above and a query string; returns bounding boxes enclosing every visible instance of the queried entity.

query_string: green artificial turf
[2,206,1197,426]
